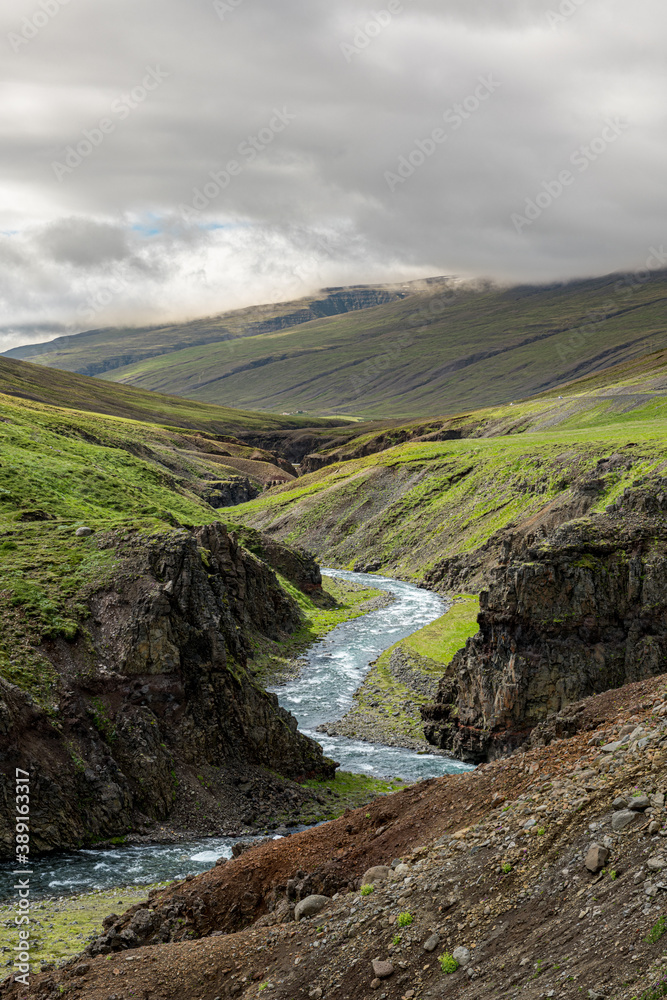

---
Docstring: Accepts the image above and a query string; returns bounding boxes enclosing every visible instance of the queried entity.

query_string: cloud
[0,0,665,348]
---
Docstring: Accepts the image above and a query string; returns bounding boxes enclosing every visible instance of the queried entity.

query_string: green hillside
[93,270,667,418]
[2,284,415,378]
[224,352,667,579]
[0,355,342,435]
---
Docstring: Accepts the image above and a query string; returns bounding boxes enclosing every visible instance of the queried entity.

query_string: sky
[1,0,665,350]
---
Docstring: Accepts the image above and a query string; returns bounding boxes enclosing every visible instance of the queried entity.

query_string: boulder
[294,895,329,922]
[611,810,640,832]
[452,946,471,967]
[363,866,392,885]
[628,795,650,811]
[423,933,440,953]
[585,845,610,873]
[75,526,94,537]
[647,856,667,871]
[371,960,394,979]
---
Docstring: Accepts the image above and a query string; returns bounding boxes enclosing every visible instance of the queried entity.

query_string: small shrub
[639,975,667,999]
[397,912,413,928]
[439,953,459,974]
[502,863,512,874]
[392,934,401,946]
[646,915,667,945]
[360,884,374,896]
[537,827,546,836]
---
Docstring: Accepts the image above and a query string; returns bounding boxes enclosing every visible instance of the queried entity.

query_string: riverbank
[319,597,480,751]
[251,575,395,686]
[0,885,169,976]
[18,671,667,1000]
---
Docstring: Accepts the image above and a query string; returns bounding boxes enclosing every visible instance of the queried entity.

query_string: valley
[1,284,667,999]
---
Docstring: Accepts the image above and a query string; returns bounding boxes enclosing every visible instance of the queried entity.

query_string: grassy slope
[0,391,393,707]
[226,399,667,579]
[0,356,341,434]
[3,285,412,377]
[99,271,667,418]
[329,599,481,747]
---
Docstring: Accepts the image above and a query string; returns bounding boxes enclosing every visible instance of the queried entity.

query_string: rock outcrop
[0,523,334,857]
[423,481,667,762]
[201,477,259,508]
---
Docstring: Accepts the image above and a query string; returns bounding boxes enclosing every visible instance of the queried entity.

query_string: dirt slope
[9,673,667,1000]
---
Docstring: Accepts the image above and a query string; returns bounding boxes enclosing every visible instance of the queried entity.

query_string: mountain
[2,281,421,377]
[6,270,666,420]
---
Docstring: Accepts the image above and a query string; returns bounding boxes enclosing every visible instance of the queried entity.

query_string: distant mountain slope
[0,356,344,435]
[97,270,667,418]
[3,282,423,378]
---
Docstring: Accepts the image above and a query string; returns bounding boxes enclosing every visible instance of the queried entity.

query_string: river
[0,569,471,899]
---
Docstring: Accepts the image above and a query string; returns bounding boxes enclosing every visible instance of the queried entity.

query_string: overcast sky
[1,0,665,349]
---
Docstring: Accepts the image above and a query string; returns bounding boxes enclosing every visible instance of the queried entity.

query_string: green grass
[401,598,480,662]
[88,271,667,420]
[646,915,667,944]
[0,356,341,434]
[278,771,407,826]
[0,884,169,976]
[6,286,405,385]
[227,420,667,579]
[439,952,460,974]
[329,599,480,747]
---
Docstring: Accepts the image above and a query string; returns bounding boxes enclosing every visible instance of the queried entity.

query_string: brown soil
[6,673,667,1000]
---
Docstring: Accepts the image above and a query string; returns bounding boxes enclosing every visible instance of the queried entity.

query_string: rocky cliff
[0,524,334,858]
[423,479,667,762]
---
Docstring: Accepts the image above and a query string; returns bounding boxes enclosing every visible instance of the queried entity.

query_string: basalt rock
[0,523,334,857]
[423,484,667,762]
[201,477,259,509]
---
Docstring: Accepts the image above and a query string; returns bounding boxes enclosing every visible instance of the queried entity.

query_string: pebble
[372,960,395,979]
[452,946,471,967]
[363,866,392,884]
[423,933,440,953]
[647,856,666,871]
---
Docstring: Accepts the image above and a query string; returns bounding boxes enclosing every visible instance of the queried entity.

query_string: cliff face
[0,524,334,857]
[423,483,667,762]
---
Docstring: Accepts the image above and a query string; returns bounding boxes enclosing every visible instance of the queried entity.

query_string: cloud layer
[1,0,665,348]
